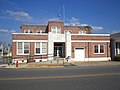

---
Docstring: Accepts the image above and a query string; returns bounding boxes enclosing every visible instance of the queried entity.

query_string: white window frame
[24,42,30,54]
[35,42,41,55]
[42,42,47,54]
[17,42,22,55]
[94,44,105,54]
[17,42,30,55]
[51,26,61,34]
[35,42,47,55]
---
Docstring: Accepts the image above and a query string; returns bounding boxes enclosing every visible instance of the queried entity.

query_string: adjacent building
[12,21,111,63]
[110,32,120,60]
[0,43,3,57]
[0,42,11,57]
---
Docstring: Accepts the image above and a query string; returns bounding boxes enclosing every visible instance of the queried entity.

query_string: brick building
[12,21,110,63]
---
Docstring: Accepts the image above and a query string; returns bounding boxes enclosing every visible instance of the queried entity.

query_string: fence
[2,56,12,64]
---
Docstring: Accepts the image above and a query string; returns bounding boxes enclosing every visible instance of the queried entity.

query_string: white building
[111,32,120,59]
[0,43,3,57]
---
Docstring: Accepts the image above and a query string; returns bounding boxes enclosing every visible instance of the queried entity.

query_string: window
[42,30,46,33]
[17,42,30,55]
[51,26,61,34]
[35,42,47,55]
[94,45,104,54]
[36,42,41,54]
[116,42,120,55]
[42,42,47,53]
[51,27,56,33]
[79,30,86,34]
[36,30,46,33]
[24,30,32,33]
[18,42,22,54]
[36,30,42,33]
[24,42,29,54]
[94,45,98,53]
[100,45,104,53]
[57,27,61,33]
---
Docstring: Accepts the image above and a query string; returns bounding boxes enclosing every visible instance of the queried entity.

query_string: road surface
[0,66,120,90]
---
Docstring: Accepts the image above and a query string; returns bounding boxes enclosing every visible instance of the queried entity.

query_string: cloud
[70,17,81,26]
[91,26,103,31]
[64,17,103,31]
[35,17,103,32]
[80,24,88,26]
[65,17,80,26]
[6,10,32,22]
[48,17,61,21]
[9,30,16,33]
[0,29,16,33]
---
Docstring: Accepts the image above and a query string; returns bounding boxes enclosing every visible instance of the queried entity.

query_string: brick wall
[12,42,48,59]
[71,42,110,58]
[20,21,92,34]
[48,21,64,33]
[71,35,110,40]
[64,26,91,34]
[71,35,110,58]
[12,34,48,59]
[12,34,48,40]
[12,21,110,61]
[21,25,47,33]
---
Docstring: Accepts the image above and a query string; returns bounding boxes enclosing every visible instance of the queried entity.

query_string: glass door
[54,46,62,57]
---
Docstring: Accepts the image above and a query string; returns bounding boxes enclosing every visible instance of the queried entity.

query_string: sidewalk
[0,61,120,69]
[0,59,69,68]
[73,61,120,67]
[5,63,66,69]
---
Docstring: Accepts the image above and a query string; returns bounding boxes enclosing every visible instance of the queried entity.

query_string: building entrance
[54,43,65,58]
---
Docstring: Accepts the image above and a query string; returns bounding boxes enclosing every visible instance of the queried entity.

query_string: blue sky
[0,0,120,43]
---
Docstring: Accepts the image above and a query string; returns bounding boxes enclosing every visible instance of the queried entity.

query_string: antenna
[63,5,65,23]
[57,9,61,20]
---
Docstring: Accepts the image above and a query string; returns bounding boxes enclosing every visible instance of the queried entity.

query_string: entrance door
[75,48,85,61]
[54,43,65,58]
[54,46,62,57]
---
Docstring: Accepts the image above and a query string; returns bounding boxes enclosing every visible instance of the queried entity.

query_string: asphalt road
[0,66,120,90]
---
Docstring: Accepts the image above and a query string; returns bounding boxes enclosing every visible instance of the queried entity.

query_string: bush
[114,55,120,61]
